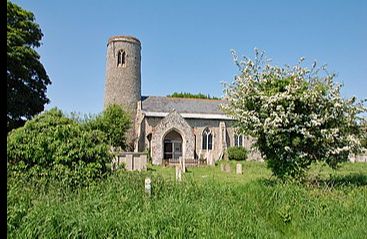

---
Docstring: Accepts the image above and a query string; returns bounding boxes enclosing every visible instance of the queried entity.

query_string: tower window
[117,50,126,67]
[202,127,213,150]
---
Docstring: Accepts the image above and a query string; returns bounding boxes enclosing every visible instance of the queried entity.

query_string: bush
[83,104,131,150]
[223,50,366,180]
[227,146,248,161]
[7,108,111,187]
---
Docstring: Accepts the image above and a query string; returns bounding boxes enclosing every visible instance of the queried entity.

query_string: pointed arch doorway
[151,110,195,165]
[163,130,183,161]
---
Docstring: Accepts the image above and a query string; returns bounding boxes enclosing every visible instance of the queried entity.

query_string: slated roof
[141,96,227,115]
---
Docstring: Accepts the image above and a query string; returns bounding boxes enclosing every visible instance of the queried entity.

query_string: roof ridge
[143,95,224,102]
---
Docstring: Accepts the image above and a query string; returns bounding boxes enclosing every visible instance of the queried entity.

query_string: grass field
[7,161,367,238]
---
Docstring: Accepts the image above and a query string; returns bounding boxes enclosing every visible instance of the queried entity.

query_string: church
[104,35,261,166]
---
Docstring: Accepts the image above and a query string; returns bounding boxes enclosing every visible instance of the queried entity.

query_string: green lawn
[150,160,367,185]
[7,161,367,238]
[149,161,272,184]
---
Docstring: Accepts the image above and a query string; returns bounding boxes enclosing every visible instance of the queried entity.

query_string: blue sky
[13,0,367,115]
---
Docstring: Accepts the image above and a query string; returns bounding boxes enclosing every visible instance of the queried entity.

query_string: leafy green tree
[223,50,366,180]
[7,1,51,131]
[361,122,367,149]
[168,92,220,100]
[7,108,111,186]
[84,104,131,149]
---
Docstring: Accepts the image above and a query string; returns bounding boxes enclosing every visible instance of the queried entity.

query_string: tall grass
[7,162,367,238]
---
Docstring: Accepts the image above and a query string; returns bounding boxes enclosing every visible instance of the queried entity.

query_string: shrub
[223,50,366,180]
[83,104,131,150]
[227,146,248,161]
[7,108,111,187]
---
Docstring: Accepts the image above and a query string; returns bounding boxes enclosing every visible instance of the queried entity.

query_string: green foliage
[7,1,51,131]
[360,122,367,149]
[168,91,220,100]
[361,138,367,149]
[7,162,367,238]
[223,50,367,180]
[83,104,131,149]
[7,108,111,187]
[227,146,248,161]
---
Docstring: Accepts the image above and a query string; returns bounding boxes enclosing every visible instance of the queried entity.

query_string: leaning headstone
[224,163,231,173]
[145,177,151,197]
[180,156,186,173]
[176,165,182,182]
[236,163,242,175]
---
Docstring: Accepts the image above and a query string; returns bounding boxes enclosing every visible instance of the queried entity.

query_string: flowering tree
[222,50,366,179]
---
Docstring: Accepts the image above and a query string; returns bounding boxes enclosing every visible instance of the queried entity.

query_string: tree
[7,108,111,187]
[361,121,367,149]
[83,104,131,149]
[168,92,220,100]
[222,50,366,180]
[7,1,51,131]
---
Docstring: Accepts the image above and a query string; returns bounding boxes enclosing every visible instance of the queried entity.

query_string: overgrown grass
[7,162,367,238]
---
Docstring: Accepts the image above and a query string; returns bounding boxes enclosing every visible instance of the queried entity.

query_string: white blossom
[222,49,366,178]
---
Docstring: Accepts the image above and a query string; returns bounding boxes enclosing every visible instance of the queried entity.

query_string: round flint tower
[104,35,141,149]
[104,35,141,119]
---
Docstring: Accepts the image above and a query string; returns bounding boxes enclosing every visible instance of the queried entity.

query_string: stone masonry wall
[142,115,263,163]
[151,111,195,165]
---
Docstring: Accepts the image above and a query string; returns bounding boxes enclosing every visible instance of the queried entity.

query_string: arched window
[117,50,126,67]
[234,134,243,147]
[202,127,213,150]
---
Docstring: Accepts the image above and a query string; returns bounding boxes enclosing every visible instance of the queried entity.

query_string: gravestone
[220,163,225,172]
[224,163,231,173]
[236,163,242,175]
[179,156,186,173]
[145,177,151,197]
[176,165,182,181]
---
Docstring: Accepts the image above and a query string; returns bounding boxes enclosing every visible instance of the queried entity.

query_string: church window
[234,134,243,147]
[202,127,213,150]
[117,50,126,67]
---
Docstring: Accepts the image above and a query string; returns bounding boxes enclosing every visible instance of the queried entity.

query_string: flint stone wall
[151,111,195,165]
